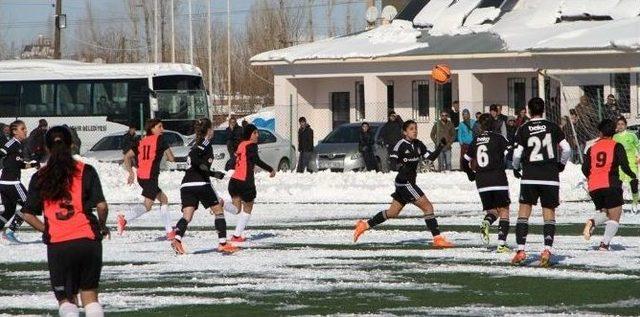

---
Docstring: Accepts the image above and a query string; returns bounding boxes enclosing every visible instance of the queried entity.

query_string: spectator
[63,124,82,155]
[497,104,509,123]
[27,119,48,162]
[448,100,460,128]
[226,117,243,156]
[573,95,599,153]
[430,110,455,171]
[296,117,314,173]
[241,119,249,128]
[457,109,475,169]
[604,94,620,120]
[97,96,111,112]
[515,108,529,127]
[0,123,9,144]
[380,111,404,164]
[472,111,483,137]
[122,125,139,155]
[359,122,378,172]
[489,104,507,138]
[506,116,517,144]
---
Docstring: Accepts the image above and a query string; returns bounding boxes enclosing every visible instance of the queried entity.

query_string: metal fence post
[290,94,293,170]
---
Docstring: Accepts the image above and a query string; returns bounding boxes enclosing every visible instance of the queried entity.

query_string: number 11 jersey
[515,118,566,182]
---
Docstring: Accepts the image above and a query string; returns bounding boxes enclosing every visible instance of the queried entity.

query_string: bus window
[93,82,128,117]
[22,83,55,116]
[0,83,20,117]
[153,75,203,90]
[58,82,91,116]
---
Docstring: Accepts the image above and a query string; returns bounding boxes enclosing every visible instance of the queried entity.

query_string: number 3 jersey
[513,118,571,183]
[465,131,509,189]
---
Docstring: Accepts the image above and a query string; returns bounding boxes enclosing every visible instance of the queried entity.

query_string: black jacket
[359,130,374,153]
[226,125,243,155]
[381,116,403,148]
[122,132,139,154]
[298,124,314,152]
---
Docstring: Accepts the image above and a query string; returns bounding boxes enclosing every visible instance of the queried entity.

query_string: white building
[252,0,640,146]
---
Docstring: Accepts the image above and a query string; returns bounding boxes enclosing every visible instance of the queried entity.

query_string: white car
[83,130,192,170]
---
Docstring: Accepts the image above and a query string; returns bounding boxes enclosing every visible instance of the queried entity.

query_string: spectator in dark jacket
[604,94,621,120]
[489,104,507,138]
[359,122,378,172]
[380,111,403,164]
[63,124,81,155]
[122,125,139,155]
[448,101,460,128]
[472,111,483,137]
[297,117,314,173]
[225,117,243,170]
[28,119,48,162]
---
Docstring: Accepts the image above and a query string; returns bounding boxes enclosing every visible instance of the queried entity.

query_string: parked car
[312,122,389,172]
[83,130,192,170]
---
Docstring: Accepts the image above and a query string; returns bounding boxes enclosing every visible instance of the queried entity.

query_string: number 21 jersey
[515,118,566,181]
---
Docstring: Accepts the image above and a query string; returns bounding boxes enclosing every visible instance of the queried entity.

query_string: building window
[611,73,630,113]
[508,78,526,113]
[581,85,604,108]
[412,80,429,121]
[22,82,55,116]
[531,77,539,99]
[435,82,452,112]
[355,81,365,121]
[387,81,394,113]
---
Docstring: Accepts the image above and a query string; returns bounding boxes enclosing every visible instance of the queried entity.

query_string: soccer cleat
[496,245,511,253]
[539,249,552,267]
[2,229,19,243]
[117,214,127,235]
[171,239,186,255]
[598,242,610,251]
[353,219,369,243]
[511,250,527,265]
[480,220,490,246]
[217,243,239,254]
[166,229,177,241]
[230,235,246,243]
[432,235,454,248]
[632,205,638,214]
[583,219,595,241]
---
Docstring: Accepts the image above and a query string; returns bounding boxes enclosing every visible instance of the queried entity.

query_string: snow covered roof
[0,59,203,81]
[252,0,640,64]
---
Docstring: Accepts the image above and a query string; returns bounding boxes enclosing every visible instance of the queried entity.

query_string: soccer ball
[432,64,451,85]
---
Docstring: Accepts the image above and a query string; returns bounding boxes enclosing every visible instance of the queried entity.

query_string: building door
[331,92,350,129]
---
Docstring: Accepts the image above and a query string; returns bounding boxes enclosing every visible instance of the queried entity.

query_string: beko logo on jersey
[528,125,546,133]
[476,137,490,143]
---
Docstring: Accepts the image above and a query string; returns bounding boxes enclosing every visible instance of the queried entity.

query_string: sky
[0,0,376,54]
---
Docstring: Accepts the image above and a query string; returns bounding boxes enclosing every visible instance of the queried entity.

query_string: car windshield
[91,135,122,151]
[322,125,379,144]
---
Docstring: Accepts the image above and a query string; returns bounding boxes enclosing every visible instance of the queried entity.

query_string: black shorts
[228,178,257,203]
[138,178,162,200]
[478,188,510,211]
[519,182,560,209]
[590,187,624,210]
[0,183,27,227]
[181,184,220,209]
[391,183,425,206]
[47,239,102,302]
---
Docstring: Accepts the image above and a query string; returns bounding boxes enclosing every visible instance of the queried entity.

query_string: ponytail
[194,118,212,144]
[37,126,76,201]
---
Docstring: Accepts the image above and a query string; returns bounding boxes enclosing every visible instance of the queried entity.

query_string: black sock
[631,179,638,194]
[498,218,510,244]
[214,215,227,243]
[8,213,23,232]
[483,213,498,225]
[543,220,556,248]
[515,217,528,248]
[367,210,387,228]
[424,214,441,237]
[175,218,189,239]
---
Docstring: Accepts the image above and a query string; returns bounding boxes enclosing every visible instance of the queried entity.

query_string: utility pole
[207,0,212,94]
[53,0,62,59]
[154,0,158,63]
[170,0,175,63]
[307,0,314,42]
[227,0,232,117]
[188,0,193,65]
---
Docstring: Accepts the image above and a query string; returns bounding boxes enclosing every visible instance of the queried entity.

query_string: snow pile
[430,0,482,36]
[463,7,501,27]
[250,19,427,63]
[560,0,620,17]
[609,0,640,19]
[412,0,455,27]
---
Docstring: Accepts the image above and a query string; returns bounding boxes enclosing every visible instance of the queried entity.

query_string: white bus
[0,59,209,153]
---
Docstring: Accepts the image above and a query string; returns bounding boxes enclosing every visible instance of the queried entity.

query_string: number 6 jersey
[513,118,571,183]
[465,131,509,189]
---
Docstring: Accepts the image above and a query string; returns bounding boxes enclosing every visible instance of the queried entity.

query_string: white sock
[124,205,148,222]
[58,302,79,317]
[592,212,608,226]
[220,194,238,214]
[84,302,104,317]
[602,220,620,245]
[160,204,172,233]
[234,212,251,237]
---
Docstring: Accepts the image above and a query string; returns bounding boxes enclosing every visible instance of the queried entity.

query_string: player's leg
[0,190,18,242]
[354,199,404,243]
[117,181,155,235]
[480,207,498,246]
[496,206,511,252]
[49,243,80,317]
[80,290,102,317]
[232,200,254,241]
[156,191,173,235]
[210,203,238,253]
[171,206,193,254]
[78,240,103,317]
[630,178,638,213]
[600,188,624,250]
[512,202,532,265]
[5,184,27,239]
[414,195,453,247]
[584,190,607,240]
[538,185,560,267]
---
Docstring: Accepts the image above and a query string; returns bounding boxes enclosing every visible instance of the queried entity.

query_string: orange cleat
[432,235,454,248]
[511,250,527,265]
[539,249,552,267]
[230,235,246,243]
[171,239,186,255]
[117,214,127,235]
[353,219,369,243]
[217,243,239,254]
[166,229,177,241]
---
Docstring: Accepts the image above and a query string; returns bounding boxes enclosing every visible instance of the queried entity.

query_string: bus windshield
[155,90,208,121]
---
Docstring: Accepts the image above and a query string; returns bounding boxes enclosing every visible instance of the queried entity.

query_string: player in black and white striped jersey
[0,120,40,242]
[463,113,512,253]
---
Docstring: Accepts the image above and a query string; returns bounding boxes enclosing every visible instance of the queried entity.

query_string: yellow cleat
[539,249,552,267]
[496,245,511,253]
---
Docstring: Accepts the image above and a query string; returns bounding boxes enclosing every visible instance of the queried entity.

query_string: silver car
[313,122,389,172]
[83,130,192,170]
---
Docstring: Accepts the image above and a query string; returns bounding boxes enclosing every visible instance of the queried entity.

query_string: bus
[0,59,209,153]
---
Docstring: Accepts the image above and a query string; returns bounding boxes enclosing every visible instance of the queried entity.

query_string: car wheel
[278,158,290,171]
